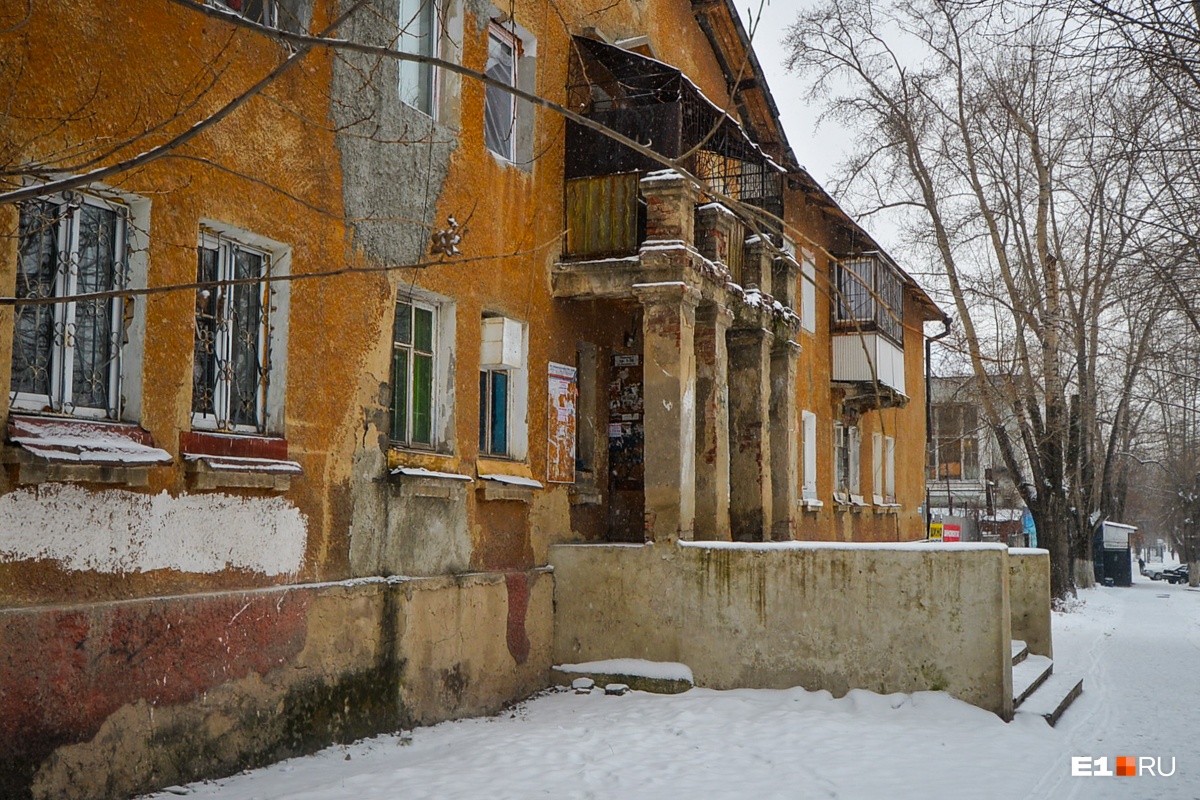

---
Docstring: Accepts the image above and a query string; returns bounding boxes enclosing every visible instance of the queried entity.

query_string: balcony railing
[563,173,645,259]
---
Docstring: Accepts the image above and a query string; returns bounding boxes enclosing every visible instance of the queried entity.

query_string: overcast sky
[734,1,915,265]
[734,1,840,185]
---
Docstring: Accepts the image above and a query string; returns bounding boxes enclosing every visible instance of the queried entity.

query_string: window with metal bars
[391,300,436,447]
[192,230,271,433]
[835,254,904,343]
[10,194,128,419]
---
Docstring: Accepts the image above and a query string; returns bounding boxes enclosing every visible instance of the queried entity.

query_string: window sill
[833,493,869,512]
[180,431,299,492]
[799,498,824,511]
[389,466,473,499]
[5,414,172,487]
[477,474,543,502]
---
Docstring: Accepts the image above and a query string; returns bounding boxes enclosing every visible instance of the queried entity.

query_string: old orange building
[0,0,945,797]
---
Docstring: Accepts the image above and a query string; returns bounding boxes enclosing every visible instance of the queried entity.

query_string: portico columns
[728,325,774,541]
[633,282,702,543]
[694,302,733,540]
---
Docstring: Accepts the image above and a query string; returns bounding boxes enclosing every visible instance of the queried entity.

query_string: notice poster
[547,362,577,484]
[943,523,962,543]
[929,522,943,542]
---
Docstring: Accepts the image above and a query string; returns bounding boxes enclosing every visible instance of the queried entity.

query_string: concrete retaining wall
[1009,548,1052,657]
[0,570,552,800]
[551,541,1013,718]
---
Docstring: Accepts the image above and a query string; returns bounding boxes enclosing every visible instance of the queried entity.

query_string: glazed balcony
[831,252,908,409]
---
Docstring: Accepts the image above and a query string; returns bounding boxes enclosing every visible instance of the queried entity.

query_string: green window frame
[391,300,436,447]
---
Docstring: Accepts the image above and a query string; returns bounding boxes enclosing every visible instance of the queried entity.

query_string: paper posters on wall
[547,362,577,484]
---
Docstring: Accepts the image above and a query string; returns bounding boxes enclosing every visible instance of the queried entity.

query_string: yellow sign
[929,522,943,541]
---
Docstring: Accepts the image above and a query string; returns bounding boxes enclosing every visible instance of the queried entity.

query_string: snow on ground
[144,578,1200,800]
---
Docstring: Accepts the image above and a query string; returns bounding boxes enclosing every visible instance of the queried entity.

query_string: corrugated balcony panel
[832,333,906,395]
[564,173,641,258]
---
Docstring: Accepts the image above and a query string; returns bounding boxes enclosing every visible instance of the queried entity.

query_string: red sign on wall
[943,523,962,543]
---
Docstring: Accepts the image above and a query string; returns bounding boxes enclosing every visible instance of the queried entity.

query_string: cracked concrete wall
[1009,549,1052,658]
[1,572,551,800]
[551,542,1014,719]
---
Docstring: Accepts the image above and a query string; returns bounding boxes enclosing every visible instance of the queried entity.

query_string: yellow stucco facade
[0,0,947,796]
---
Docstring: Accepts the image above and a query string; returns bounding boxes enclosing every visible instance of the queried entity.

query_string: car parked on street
[1164,565,1190,585]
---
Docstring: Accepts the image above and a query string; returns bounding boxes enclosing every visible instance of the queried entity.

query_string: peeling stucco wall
[0,484,307,575]
[1,571,552,800]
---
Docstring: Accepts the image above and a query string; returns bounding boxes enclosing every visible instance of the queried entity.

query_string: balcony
[562,35,783,248]
[832,252,908,409]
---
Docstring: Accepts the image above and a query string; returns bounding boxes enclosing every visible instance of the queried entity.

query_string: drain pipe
[924,316,953,537]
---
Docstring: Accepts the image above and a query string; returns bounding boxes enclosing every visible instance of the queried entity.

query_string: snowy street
[145,580,1200,800]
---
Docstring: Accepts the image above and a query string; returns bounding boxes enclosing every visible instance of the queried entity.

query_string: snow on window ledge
[180,430,299,492]
[5,414,171,487]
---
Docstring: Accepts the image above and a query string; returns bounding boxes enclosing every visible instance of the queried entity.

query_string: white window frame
[478,315,528,460]
[872,431,883,503]
[390,298,438,449]
[848,425,861,495]
[192,225,289,435]
[10,193,130,420]
[485,22,519,161]
[801,254,816,334]
[398,0,439,116]
[885,435,896,504]
[802,410,818,501]
[834,422,847,498]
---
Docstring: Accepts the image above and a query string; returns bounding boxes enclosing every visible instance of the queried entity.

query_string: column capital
[632,281,702,309]
[772,337,802,356]
[727,324,775,347]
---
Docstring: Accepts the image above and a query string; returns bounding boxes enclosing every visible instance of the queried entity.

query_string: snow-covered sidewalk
[144,579,1200,800]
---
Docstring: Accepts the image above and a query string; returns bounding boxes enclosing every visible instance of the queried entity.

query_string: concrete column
[728,325,774,541]
[694,302,733,541]
[770,338,801,540]
[633,282,702,543]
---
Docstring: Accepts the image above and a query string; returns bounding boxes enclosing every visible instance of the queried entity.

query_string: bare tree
[784,0,1181,597]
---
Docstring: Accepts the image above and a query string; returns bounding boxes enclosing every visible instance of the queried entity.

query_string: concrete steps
[1016,671,1085,726]
[1010,640,1083,726]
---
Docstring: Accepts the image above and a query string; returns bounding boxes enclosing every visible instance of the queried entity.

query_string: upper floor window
[208,0,277,25]
[835,253,904,343]
[11,195,128,419]
[391,299,436,447]
[485,23,519,160]
[928,404,979,481]
[192,229,276,433]
[399,0,438,115]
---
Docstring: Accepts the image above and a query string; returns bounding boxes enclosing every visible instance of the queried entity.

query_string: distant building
[926,376,1027,544]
